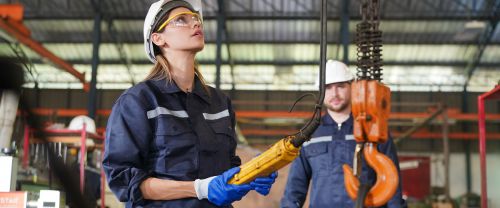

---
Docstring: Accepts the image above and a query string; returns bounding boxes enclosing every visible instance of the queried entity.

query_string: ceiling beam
[0,4,89,91]
[17,32,500,45]
[12,38,500,45]
[22,12,496,21]
[24,59,500,67]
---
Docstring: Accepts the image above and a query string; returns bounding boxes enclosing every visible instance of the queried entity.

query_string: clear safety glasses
[157,12,203,32]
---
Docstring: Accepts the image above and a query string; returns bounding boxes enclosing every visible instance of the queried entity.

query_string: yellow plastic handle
[228,138,300,185]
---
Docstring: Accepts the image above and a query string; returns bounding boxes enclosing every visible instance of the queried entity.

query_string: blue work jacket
[281,114,406,208]
[103,76,240,208]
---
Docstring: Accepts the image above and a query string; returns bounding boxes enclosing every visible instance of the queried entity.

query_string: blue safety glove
[250,172,278,196]
[194,167,252,206]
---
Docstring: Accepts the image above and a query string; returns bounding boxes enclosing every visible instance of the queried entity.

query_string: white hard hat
[68,115,96,133]
[144,0,203,63]
[321,60,354,85]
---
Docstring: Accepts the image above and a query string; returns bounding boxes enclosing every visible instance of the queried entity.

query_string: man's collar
[323,112,353,127]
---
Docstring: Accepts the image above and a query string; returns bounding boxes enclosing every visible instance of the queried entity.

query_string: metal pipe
[224,25,236,90]
[317,0,327,105]
[442,105,450,202]
[215,0,225,89]
[394,106,445,144]
[20,107,500,122]
[100,144,106,208]
[462,89,472,194]
[88,9,102,119]
[80,123,87,193]
[340,0,350,63]
[478,96,487,208]
[23,125,29,168]
[476,84,500,208]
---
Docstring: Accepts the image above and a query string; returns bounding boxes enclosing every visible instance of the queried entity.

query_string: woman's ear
[151,33,167,48]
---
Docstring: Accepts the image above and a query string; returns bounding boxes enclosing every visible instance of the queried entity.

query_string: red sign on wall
[399,156,431,200]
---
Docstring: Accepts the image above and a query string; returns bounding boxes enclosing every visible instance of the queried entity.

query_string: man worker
[281,60,406,208]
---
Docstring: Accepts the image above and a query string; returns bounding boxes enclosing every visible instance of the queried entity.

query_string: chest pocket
[206,117,234,154]
[305,143,331,177]
[155,116,198,174]
[207,114,233,138]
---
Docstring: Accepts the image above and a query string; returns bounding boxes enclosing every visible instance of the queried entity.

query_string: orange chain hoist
[341,0,399,207]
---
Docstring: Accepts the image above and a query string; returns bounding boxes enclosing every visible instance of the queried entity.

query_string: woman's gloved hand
[194,167,252,206]
[250,172,278,196]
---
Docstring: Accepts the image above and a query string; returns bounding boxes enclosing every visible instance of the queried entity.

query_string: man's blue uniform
[281,114,406,208]
[103,77,240,208]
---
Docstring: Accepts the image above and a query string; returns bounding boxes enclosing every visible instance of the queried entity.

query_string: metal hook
[342,143,398,207]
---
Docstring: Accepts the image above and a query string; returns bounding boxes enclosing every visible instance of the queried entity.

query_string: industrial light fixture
[453,20,487,41]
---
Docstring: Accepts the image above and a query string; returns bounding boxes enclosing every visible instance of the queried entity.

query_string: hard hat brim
[152,1,196,32]
[144,0,202,63]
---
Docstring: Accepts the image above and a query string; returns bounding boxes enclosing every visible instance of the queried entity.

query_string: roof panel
[364,45,478,62]
[480,45,500,62]
[18,62,495,92]
[468,67,500,91]
[11,0,495,20]
[3,43,499,65]
[19,19,499,45]
[1,0,498,92]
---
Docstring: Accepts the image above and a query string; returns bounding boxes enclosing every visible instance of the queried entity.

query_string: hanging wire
[289,0,328,147]
[2,37,39,87]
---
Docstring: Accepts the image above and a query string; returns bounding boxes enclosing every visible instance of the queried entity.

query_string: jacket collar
[150,75,210,103]
[191,76,210,103]
[150,78,181,94]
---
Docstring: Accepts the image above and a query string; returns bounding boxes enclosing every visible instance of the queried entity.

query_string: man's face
[324,82,351,112]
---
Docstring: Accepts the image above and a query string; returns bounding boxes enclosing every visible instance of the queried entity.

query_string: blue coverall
[103,77,240,208]
[281,114,406,208]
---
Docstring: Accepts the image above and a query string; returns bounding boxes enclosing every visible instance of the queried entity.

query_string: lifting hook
[343,143,398,207]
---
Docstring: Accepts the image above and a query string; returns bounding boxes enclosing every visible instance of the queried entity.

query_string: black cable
[288,93,317,113]
[355,183,371,208]
[290,0,327,147]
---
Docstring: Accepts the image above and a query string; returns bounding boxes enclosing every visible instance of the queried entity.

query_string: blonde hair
[145,54,210,94]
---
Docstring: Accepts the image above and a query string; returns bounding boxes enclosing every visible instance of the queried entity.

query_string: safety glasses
[156,11,203,32]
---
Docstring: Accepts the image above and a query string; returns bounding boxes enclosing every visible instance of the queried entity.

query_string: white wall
[401,152,500,207]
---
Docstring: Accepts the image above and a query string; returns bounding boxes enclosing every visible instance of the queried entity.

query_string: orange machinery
[341,0,399,207]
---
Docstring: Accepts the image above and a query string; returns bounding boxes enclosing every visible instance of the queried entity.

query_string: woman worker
[102,0,277,207]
